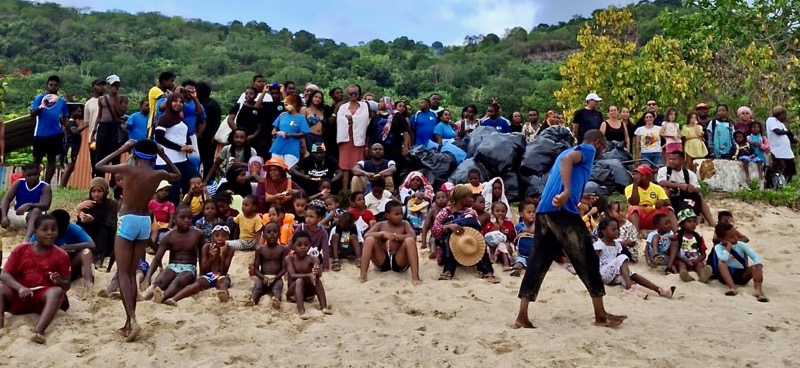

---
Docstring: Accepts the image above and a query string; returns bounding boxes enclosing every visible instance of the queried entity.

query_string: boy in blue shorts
[646,214,675,270]
[95,139,181,342]
[164,225,235,306]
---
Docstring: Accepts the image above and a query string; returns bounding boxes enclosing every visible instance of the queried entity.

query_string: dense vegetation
[0,0,682,116]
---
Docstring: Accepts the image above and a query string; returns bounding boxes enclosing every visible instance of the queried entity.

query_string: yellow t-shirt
[469,183,483,194]
[235,213,263,241]
[182,193,208,216]
[624,183,668,212]
[147,86,164,137]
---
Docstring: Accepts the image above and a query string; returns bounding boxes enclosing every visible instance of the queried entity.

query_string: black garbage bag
[602,141,633,162]
[467,126,498,157]
[537,125,574,145]
[448,158,489,184]
[474,133,526,175]
[590,160,615,186]
[597,159,632,191]
[522,173,549,197]
[451,139,468,153]
[408,146,458,189]
[500,171,521,203]
[520,138,573,177]
[583,181,614,198]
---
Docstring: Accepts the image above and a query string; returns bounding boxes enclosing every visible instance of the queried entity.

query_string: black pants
[773,157,797,183]
[518,211,606,300]
[198,138,217,180]
[442,243,494,276]
[254,137,273,160]
[95,122,123,187]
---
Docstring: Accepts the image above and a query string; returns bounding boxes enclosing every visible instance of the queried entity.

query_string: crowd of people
[0,75,781,343]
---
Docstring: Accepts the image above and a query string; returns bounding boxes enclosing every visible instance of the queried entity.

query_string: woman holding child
[431,184,498,282]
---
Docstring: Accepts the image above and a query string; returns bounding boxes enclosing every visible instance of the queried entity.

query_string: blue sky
[45,0,638,45]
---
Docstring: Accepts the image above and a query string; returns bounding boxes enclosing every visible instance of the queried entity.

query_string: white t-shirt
[155,123,189,165]
[365,190,393,214]
[766,117,794,159]
[657,166,700,189]
[661,122,681,144]
[84,97,99,136]
[635,126,661,153]
[237,92,272,105]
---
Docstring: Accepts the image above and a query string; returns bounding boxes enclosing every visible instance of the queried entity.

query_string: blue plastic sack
[441,141,467,164]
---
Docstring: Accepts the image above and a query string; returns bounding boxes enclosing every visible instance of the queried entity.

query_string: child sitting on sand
[349,191,375,235]
[164,225,235,305]
[594,217,675,299]
[579,196,599,234]
[399,171,434,204]
[285,230,331,319]
[510,199,536,277]
[228,195,263,251]
[467,169,484,194]
[670,209,713,283]
[711,222,768,302]
[292,193,309,227]
[148,180,174,247]
[309,179,332,203]
[330,211,363,271]
[421,191,448,257]
[247,222,287,308]
[365,178,393,220]
[265,205,294,246]
[712,211,750,244]
[482,202,516,270]
[182,176,211,221]
[0,214,71,344]
[608,201,639,263]
[481,177,511,220]
[291,205,330,270]
[195,200,224,245]
[473,194,490,227]
[321,196,344,229]
[405,191,429,234]
[143,206,205,303]
[646,214,674,269]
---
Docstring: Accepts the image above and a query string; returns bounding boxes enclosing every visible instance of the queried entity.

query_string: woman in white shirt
[154,93,200,204]
[336,84,369,189]
[766,106,796,183]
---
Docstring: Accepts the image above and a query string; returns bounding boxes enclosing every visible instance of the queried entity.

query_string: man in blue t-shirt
[29,75,70,184]
[410,98,438,147]
[480,103,511,133]
[126,100,151,142]
[515,130,627,329]
[31,209,96,284]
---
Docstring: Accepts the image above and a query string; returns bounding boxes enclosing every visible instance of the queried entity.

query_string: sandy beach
[1,198,798,368]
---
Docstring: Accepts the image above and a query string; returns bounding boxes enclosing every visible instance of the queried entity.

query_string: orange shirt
[261,213,295,246]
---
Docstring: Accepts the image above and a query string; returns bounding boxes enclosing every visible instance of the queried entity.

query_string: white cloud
[437,0,540,37]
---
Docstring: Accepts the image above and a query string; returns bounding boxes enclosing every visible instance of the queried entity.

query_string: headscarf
[481,177,511,220]
[218,165,253,197]
[246,156,265,178]
[399,171,434,203]
[380,96,394,113]
[86,177,118,228]
[89,177,109,199]
[263,158,292,196]
[157,93,184,128]
[449,184,473,206]
[737,106,752,118]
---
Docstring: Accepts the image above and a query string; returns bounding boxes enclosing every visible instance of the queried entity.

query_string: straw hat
[449,227,486,266]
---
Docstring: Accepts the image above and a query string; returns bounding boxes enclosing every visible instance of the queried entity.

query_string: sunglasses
[647,103,657,106]
[349,92,359,96]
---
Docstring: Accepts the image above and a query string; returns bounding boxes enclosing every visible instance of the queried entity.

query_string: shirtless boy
[360,200,421,285]
[95,139,180,342]
[286,230,330,319]
[164,225,235,305]
[143,206,204,304]
[247,222,287,308]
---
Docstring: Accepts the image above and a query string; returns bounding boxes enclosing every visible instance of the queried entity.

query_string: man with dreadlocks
[96,139,181,342]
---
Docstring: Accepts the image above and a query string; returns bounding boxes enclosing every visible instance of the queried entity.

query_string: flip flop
[659,286,676,298]
[482,275,500,284]
[756,295,770,303]
[510,269,521,277]
[438,272,452,281]
[332,260,341,272]
[725,289,737,296]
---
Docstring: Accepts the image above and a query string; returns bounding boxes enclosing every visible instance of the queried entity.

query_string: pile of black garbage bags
[406,126,634,202]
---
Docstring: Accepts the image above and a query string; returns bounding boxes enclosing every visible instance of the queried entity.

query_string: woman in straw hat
[430,184,498,283]
[514,130,626,329]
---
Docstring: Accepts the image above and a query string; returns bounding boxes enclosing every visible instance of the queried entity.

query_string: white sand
[1,198,799,367]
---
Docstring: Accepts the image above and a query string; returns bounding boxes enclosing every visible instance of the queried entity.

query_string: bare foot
[322,308,332,315]
[679,270,695,282]
[118,325,130,337]
[512,319,536,329]
[270,298,281,309]
[152,287,164,304]
[594,313,627,328]
[110,291,122,300]
[217,290,230,303]
[164,299,177,307]
[143,285,156,300]
[125,321,141,342]
[358,275,368,283]
[97,290,110,298]
[245,300,255,307]
[299,312,310,320]
[412,279,423,286]
[81,281,94,297]
[136,293,144,302]
[30,333,46,344]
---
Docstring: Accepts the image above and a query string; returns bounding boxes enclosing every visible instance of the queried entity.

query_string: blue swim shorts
[201,272,229,288]
[166,263,198,277]
[117,214,152,241]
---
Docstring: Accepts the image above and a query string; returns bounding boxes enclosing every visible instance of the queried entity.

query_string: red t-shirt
[148,199,175,224]
[348,208,375,224]
[2,243,71,288]
[481,220,517,240]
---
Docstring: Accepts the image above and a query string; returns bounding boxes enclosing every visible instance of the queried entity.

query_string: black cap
[92,79,106,87]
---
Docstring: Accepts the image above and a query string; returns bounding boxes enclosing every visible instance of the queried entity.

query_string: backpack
[707,245,748,280]
[709,120,735,159]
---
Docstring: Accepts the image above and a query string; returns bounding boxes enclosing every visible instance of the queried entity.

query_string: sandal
[332,259,341,272]
[658,286,676,298]
[725,289,737,296]
[438,272,452,281]
[482,274,500,284]
[510,269,521,277]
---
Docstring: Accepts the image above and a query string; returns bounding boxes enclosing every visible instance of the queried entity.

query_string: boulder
[695,159,763,192]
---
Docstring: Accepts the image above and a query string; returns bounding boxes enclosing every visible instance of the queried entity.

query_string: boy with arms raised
[247,222,287,308]
[164,225,235,305]
[95,139,181,342]
[359,200,422,285]
[286,230,330,319]
[143,206,205,303]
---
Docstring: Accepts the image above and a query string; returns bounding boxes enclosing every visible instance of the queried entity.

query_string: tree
[555,8,704,119]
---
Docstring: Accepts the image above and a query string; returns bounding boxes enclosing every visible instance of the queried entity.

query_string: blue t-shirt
[31,223,91,248]
[126,112,149,142]
[433,122,457,141]
[182,100,207,136]
[481,117,511,133]
[536,144,596,215]
[270,112,310,157]
[30,94,69,138]
[411,110,438,146]
[155,97,167,121]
